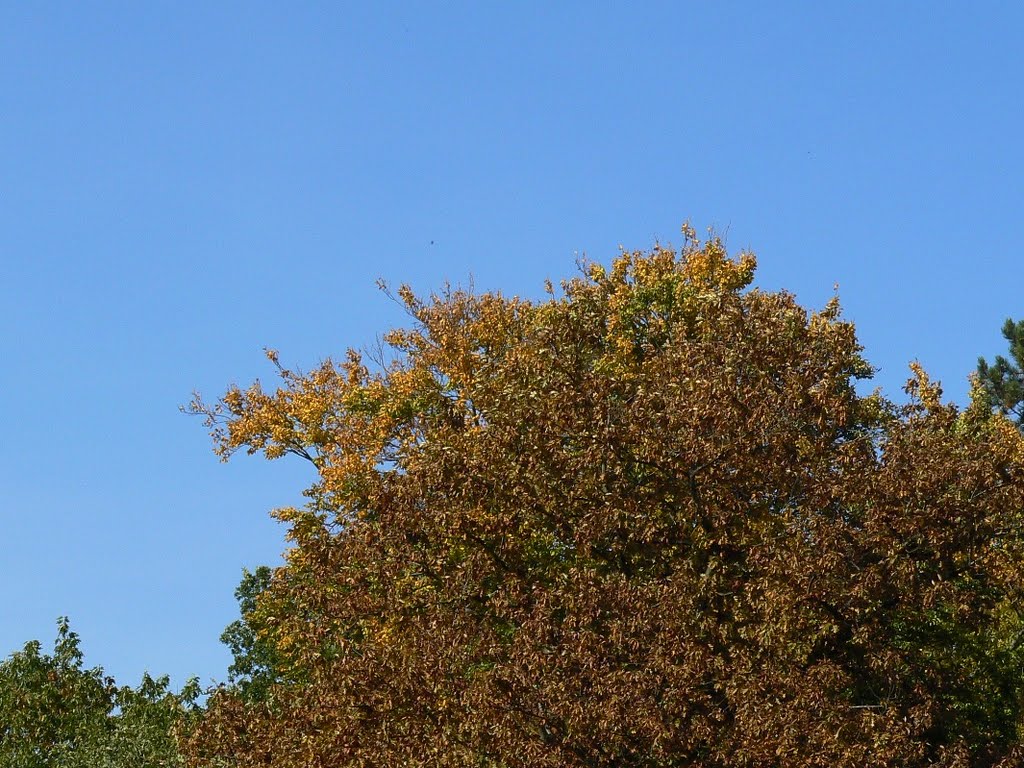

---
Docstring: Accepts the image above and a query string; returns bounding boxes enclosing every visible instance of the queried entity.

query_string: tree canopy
[219,565,282,703]
[185,229,1024,768]
[978,318,1024,426]
[0,618,200,768]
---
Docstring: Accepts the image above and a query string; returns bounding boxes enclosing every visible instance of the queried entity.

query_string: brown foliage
[185,229,1024,767]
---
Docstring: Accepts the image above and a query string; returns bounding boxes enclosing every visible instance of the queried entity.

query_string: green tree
[0,618,200,767]
[978,317,1024,425]
[186,230,1024,768]
[220,566,282,702]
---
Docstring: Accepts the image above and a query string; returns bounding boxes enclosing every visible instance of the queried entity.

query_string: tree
[219,566,283,702]
[978,318,1024,426]
[0,618,200,767]
[185,228,1024,768]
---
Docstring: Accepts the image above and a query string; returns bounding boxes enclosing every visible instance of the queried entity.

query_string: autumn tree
[0,618,200,767]
[185,229,1024,768]
[978,318,1024,426]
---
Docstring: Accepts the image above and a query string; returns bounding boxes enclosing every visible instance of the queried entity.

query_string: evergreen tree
[978,318,1024,425]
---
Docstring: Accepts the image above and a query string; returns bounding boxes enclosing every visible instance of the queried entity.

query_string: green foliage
[0,618,200,768]
[0,618,112,767]
[220,566,282,702]
[978,318,1024,425]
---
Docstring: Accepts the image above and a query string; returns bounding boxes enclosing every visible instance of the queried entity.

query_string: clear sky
[2,2,1022,689]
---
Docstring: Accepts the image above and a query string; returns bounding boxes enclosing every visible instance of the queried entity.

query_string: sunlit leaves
[185,230,1024,768]
[0,619,200,768]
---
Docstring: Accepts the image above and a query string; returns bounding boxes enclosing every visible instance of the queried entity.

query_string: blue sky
[2,2,1022,688]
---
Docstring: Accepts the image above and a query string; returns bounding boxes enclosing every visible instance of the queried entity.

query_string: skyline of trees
[3,238,1022,767]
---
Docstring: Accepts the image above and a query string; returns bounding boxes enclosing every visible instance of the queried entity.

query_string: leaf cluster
[0,618,201,768]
